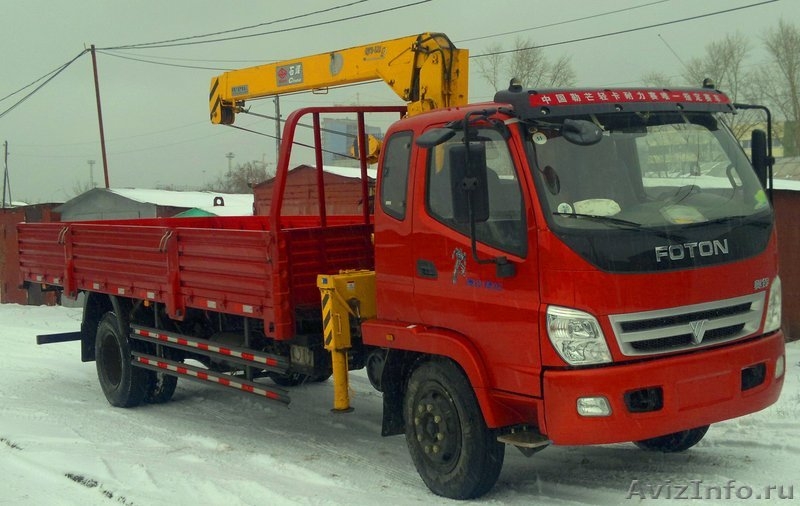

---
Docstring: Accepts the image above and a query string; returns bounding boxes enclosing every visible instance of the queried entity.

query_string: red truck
[21,34,785,499]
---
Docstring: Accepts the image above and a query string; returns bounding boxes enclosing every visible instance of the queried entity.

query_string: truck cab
[365,84,784,453]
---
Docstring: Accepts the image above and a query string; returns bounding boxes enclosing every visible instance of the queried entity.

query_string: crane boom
[209,32,468,124]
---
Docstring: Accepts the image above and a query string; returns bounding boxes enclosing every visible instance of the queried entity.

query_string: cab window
[425,128,527,256]
[380,131,413,220]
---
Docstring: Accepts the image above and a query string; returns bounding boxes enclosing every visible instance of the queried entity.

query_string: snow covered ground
[1,304,797,505]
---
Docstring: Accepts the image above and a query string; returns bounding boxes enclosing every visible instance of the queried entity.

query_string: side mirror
[448,143,490,224]
[751,129,768,189]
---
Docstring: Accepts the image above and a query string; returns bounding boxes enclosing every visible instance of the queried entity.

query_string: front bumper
[542,332,785,445]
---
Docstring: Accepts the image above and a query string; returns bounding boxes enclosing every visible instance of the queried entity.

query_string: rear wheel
[634,425,710,452]
[404,360,504,499]
[95,313,148,407]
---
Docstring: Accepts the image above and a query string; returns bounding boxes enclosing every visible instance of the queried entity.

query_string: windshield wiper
[553,212,685,240]
[552,212,642,229]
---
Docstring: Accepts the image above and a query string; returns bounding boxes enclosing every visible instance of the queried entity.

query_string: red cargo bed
[18,215,373,339]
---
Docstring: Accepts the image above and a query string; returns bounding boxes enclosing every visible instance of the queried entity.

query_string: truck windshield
[528,111,773,272]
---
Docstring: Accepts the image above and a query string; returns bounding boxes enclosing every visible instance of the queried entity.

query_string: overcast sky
[0,0,796,203]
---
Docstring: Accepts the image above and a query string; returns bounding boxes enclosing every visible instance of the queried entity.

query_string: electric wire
[97,51,279,65]
[101,1,432,50]
[0,50,88,120]
[471,0,779,59]
[243,109,363,141]
[456,0,670,44]
[0,0,781,153]
[96,50,232,71]
[0,50,88,104]
[106,0,368,50]
[227,123,357,161]
[94,0,667,67]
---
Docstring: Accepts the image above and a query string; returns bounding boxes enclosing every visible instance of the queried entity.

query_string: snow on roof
[773,178,800,192]
[109,189,253,216]
[311,165,378,180]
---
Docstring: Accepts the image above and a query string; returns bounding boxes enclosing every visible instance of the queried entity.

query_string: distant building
[55,188,254,221]
[773,157,800,181]
[321,118,382,167]
[253,165,376,216]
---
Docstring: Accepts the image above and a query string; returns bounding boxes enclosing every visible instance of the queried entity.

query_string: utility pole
[225,152,235,172]
[90,45,110,188]
[2,140,11,208]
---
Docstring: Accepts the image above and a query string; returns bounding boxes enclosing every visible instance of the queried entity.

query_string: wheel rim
[412,383,461,473]
[99,332,123,388]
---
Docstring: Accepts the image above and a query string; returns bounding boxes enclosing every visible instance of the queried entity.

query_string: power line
[0,51,87,104]
[227,122,357,161]
[471,0,779,59]
[106,0,369,50]
[99,0,432,50]
[97,50,232,71]
[0,50,88,120]
[456,0,670,44]
[94,51,280,65]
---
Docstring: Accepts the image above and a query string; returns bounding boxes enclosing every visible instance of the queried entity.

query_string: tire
[95,312,148,408]
[404,360,504,499]
[634,425,710,452]
[366,349,386,392]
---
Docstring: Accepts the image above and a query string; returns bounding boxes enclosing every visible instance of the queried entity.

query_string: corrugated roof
[107,189,253,215]
[254,165,377,188]
[315,165,378,180]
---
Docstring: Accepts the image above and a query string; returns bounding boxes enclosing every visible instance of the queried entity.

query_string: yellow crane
[209,32,468,124]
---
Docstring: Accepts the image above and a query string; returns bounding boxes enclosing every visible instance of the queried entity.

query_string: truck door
[411,126,541,396]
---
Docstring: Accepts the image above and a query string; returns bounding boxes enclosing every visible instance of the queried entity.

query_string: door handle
[416,259,438,279]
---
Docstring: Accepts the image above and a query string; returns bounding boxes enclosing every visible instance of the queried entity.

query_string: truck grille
[609,293,765,356]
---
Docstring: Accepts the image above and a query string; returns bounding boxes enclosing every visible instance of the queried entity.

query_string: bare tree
[475,37,575,92]
[683,32,750,95]
[70,180,95,198]
[543,54,576,88]
[206,161,273,193]
[757,20,800,156]
[475,43,504,92]
[681,32,762,141]
[641,71,677,88]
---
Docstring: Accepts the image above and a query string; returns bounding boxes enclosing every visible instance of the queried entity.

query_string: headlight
[547,306,612,365]
[763,276,782,334]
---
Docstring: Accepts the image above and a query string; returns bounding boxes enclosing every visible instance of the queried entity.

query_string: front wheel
[634,425,710,452]
[404,360,504,499]
[95,312,148,407]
